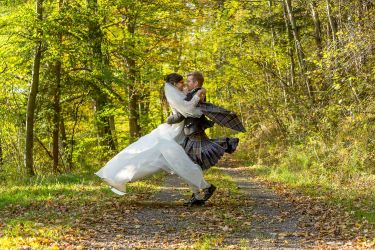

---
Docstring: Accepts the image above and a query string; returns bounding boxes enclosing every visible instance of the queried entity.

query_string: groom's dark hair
[187,71,204,86]
[165,73,183,84]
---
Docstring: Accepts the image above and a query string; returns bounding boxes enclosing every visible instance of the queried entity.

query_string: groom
[167,72,239,206]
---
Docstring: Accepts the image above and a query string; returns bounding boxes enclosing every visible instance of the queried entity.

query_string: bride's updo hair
[165,73,183,85]
[162,73,183,109]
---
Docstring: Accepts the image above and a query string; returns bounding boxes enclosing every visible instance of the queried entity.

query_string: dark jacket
[167,88,214,136]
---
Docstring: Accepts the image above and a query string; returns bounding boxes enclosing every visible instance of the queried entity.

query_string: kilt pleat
[183,134,239,170]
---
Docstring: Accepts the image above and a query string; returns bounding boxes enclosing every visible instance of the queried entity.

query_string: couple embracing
[96,72,243,206]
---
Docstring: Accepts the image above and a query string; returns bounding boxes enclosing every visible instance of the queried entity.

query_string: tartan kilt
[182,132,239,170]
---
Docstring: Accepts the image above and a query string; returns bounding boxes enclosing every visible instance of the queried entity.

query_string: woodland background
[0,0,374,189]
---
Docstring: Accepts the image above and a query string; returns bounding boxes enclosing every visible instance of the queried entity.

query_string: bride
[95,73,212,204]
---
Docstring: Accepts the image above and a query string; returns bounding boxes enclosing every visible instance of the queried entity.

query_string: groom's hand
[197,88,206,102]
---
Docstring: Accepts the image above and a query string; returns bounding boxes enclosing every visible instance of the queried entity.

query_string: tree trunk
[52,60,61,173]
[283,0,314,102]
[357,0,364,29]
[60,116,67,153]
[61,113,73,172]
[128,83,140,141]
[326,0,338,46]
[0,137,3,166]
[357,0,371,29]
[126,21,140,141]
[59,115,69,171]
[268,0,276,51]
[139,86,150,129]
[94,93,116,150]
[25,0,43,176]
[66,99,83,171]
[269,0,287,104]
[52,0,63,173]
[104,54,117,150]
[88,0,116,150]
[282,1,295,88]
[159,87,165,125]
[309,1,323,58]
[284,0,305,68]
[109,115,117,149]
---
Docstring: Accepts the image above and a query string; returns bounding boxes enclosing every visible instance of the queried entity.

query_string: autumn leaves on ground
[0,156,374,249]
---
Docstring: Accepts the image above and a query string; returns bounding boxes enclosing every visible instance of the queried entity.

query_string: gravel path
[61,163,372,249]
[219,166,315,249]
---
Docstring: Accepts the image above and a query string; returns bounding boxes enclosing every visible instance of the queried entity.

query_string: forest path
[58,157,373,249]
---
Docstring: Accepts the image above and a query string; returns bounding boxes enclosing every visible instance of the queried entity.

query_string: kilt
[182,132,239,170]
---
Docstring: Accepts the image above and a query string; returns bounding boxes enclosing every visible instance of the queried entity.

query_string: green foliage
[0,0,373,203]
[244,133,375,222]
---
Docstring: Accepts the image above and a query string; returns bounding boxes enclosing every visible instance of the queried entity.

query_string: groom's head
[187,72,204,91]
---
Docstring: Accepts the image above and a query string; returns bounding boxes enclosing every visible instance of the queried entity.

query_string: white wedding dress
[95,83,210,195]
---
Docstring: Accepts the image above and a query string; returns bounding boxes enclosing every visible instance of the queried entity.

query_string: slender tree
[0,137,3,166]
[25,0,43,176]
[87,0,116,150]
[125,21,141,141]
[309,0,323,58]
[282,0,296,88]
[326,0,338,46]
[51,0,64,173]
[283,0,314,101]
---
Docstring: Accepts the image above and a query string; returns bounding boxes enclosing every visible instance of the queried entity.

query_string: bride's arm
[182,88,206,109]
[167,112,184,124]
[167,89,206,124]
[182,95,199,109]
[164,82,203,118]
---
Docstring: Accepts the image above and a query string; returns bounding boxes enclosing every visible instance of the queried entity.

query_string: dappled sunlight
[0,174,169,249]
[1,0,374,248]
[0,172,167,209]
[0,159,374,248]
[0,219,74,249]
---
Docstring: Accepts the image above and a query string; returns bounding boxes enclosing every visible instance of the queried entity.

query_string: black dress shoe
[183,194,205,207]
[225,138,239,153]
[203,184,216,201]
